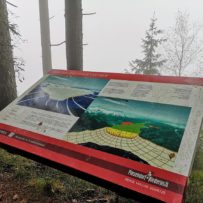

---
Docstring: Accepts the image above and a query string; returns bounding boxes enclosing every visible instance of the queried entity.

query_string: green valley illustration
[17,75,192,172]
[67,96,191,171]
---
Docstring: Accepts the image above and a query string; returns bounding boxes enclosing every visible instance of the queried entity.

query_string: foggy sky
[8,0,203,94]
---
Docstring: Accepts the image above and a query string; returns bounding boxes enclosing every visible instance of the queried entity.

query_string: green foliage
[185,134,203,202]
[8,7,25,82]
[0,148,35,179]
[129,14,166,75]
[2,1,25,82]
[185,170,203,203]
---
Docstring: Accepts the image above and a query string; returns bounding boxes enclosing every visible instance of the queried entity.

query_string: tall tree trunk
[65,0,83,70]
[39,0,52,75]
[0,0,17,110]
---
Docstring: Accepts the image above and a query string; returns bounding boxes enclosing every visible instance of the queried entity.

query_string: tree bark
[65,0,83,70]
[0,0,17,110]
[39,0,52,75]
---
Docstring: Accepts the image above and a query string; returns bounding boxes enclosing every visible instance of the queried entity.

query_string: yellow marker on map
[106,127,138,139]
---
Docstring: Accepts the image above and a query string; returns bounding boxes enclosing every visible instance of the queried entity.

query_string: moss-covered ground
[0,148,136,203]
[185,133,203,203]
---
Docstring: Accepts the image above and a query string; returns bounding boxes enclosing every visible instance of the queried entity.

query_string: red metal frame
[49,69,203,86]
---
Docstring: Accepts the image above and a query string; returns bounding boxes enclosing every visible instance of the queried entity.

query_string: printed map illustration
[17,76,108,117]
[67,97,191,171]
[17,75,191,172]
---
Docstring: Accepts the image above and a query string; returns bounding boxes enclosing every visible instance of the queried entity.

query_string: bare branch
[162,11,203,76]
[6,1,17,8]
[83,12,96,16]
[49,15,55,20]
[51,41,66,47]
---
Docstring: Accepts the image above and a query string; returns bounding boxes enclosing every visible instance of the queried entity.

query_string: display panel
[1,70,203,203]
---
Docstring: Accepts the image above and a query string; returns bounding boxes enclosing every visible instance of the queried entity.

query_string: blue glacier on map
[17,75,108,117]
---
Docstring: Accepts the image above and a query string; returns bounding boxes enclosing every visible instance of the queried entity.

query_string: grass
[185,133,203,203]
[0,148,136,202]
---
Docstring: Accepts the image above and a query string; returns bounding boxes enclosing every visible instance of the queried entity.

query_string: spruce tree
[130,15,166,75]
[0,0,17,110]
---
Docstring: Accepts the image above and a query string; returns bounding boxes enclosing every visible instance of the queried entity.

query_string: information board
[1,70,203,203]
